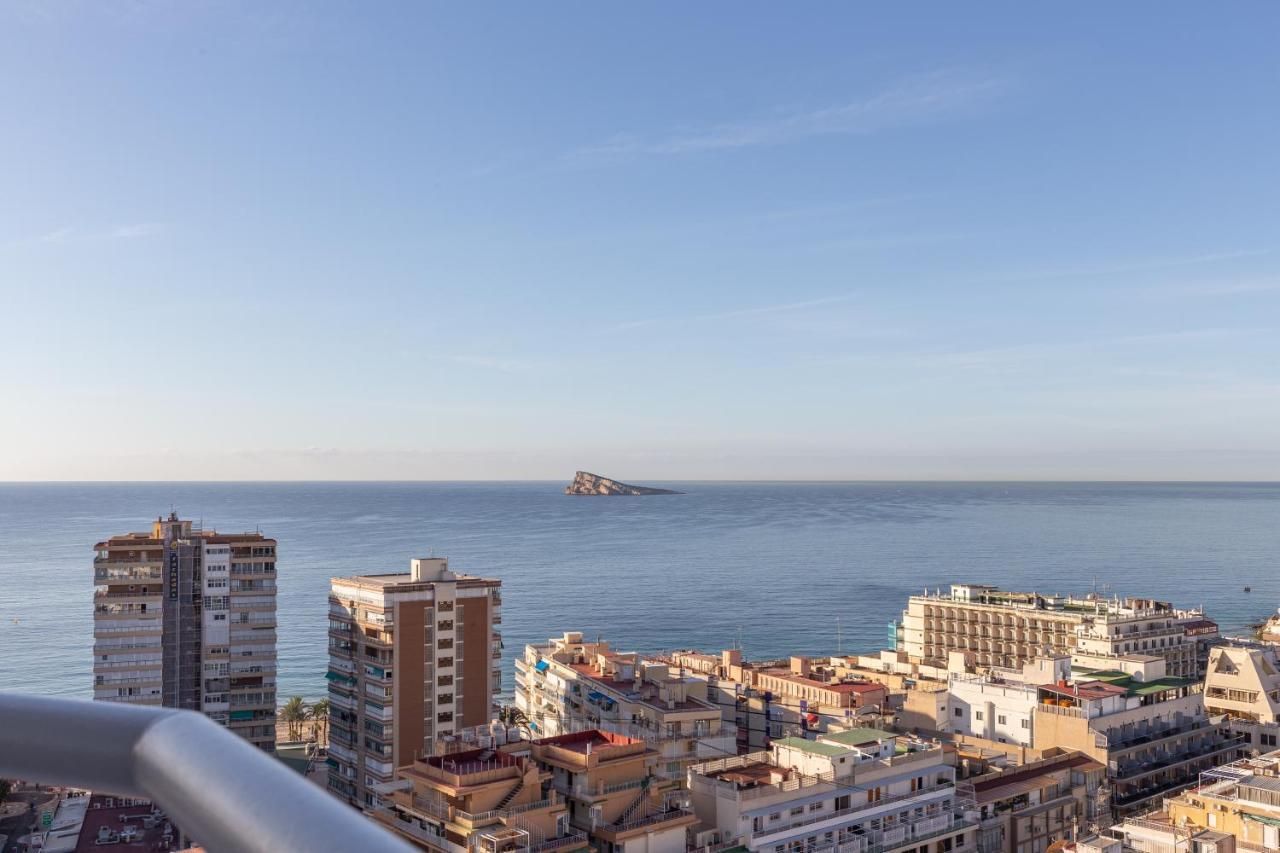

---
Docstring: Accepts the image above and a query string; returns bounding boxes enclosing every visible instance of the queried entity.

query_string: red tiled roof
[1039,680,1127,701]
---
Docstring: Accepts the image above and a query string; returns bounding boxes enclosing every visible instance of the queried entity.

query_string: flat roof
[972,753,1104,798]
[821,728,894,747]
[774,737,848,757]
[760,671,885,694]
[1040,681,1129,701]
[533,729,644,755]
[332,571,500,588]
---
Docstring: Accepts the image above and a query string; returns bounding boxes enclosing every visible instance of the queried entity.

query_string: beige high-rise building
[901,584,1216,678]
[92,512,278,751]
[327,557,503,807]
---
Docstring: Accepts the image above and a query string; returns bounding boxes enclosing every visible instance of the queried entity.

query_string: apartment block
[686,728,973,853]
[328,557,503,807]
[901,585,1216,679]
[514,632,736,779]
[529,729,697,853]
[1160,749,1280,850]
[958,751,1107,853]
[667,649,891,751]
[1030,660,1242,818]
[370,747,582,853]
[92,512,277,750]
[1203,643,1280,724]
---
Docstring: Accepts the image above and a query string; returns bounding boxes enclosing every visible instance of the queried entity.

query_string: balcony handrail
[0,692,414,853]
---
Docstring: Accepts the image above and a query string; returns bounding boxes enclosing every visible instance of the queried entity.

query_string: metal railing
[0,692,414,853]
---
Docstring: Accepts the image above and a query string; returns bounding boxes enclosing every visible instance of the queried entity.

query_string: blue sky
[2,3,1278,480]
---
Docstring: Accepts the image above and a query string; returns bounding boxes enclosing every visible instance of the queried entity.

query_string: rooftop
[1040,681,1129,701]
[72,795,179,853]
[532,729,643,755]
[418,747,523,777]
[759,671,885,695]
[773,736,849,757]
[820,728,895,747]
[972,753,1104,799]
[566,662,715,712]
[704,760,786,788]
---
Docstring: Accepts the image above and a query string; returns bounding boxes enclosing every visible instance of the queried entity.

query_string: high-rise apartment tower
[326,557,503,807]
[92,512,278,751]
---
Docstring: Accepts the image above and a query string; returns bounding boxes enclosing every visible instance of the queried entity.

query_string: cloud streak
[569,70,1008,161]
[610,294,860,332]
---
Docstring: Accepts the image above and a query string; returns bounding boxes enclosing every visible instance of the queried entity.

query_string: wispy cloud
[2,222,168,251]
[1176,279,1280,296]
[446,354,538,374]
[994,248,1272,284]
[568,70,1008,162]
[604,294,893,334]
[109,222,165,239]
[906,327,1265,372]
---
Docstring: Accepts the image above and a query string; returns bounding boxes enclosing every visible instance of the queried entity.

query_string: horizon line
[3,478,1279,485]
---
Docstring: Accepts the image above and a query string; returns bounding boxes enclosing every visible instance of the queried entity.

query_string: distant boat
[1245,586,1252,592]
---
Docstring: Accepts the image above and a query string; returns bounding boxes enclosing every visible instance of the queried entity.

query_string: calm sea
[1,482,1277,702]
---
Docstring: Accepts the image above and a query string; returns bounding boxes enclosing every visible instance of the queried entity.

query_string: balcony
[0,692,413,852]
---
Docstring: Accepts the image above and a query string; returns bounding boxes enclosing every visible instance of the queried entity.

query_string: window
[769,813,782,822]
[997,715,1007,725]
[954,707,962,717]
[809,802,822,812]
[790,807,804,817]
[1021,719,1030,728]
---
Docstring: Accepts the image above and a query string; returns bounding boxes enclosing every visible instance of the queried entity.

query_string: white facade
[687,733,972,853]
[946,676,1039,746]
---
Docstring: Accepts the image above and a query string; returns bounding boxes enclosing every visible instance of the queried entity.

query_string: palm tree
[310,697,330,744]
[498,705,531,742]
[281,695,307,742]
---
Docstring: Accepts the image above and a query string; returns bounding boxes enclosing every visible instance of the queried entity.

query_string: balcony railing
[0,692,414,853]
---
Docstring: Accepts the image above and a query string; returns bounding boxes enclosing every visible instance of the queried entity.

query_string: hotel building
[328,557,503,807]
[92,512,277,750]
[901,585,1216,678]
[514,633,735,780]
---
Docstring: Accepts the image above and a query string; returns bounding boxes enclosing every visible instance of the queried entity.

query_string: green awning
[230,710,255,721]
[1242,812,1280,827]
[325,671,355,684]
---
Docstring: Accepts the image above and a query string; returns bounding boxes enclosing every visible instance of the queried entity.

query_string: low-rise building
[1030,661,1242,818]
[958,751,1107,853]
[529,730,697,853]
[515,633,736,779]
[686,728,973,853]
[666,650,891,751]
[369,747,583,853]
[1161,749,1280,851]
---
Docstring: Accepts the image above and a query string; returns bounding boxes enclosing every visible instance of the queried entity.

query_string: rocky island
[564,471,682,496]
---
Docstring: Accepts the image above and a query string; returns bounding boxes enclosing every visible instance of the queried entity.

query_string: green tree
[497,705,531,742]
[280,696,307,742]
[0,778,11,806]
[310,697,330,743]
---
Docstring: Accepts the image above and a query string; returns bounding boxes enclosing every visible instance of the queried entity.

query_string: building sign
[169,552,179,599]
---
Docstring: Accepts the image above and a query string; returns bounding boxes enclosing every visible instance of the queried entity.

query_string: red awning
[806,713,819,724]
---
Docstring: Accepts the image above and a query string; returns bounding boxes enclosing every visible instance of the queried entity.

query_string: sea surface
[1,481,1278,703]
